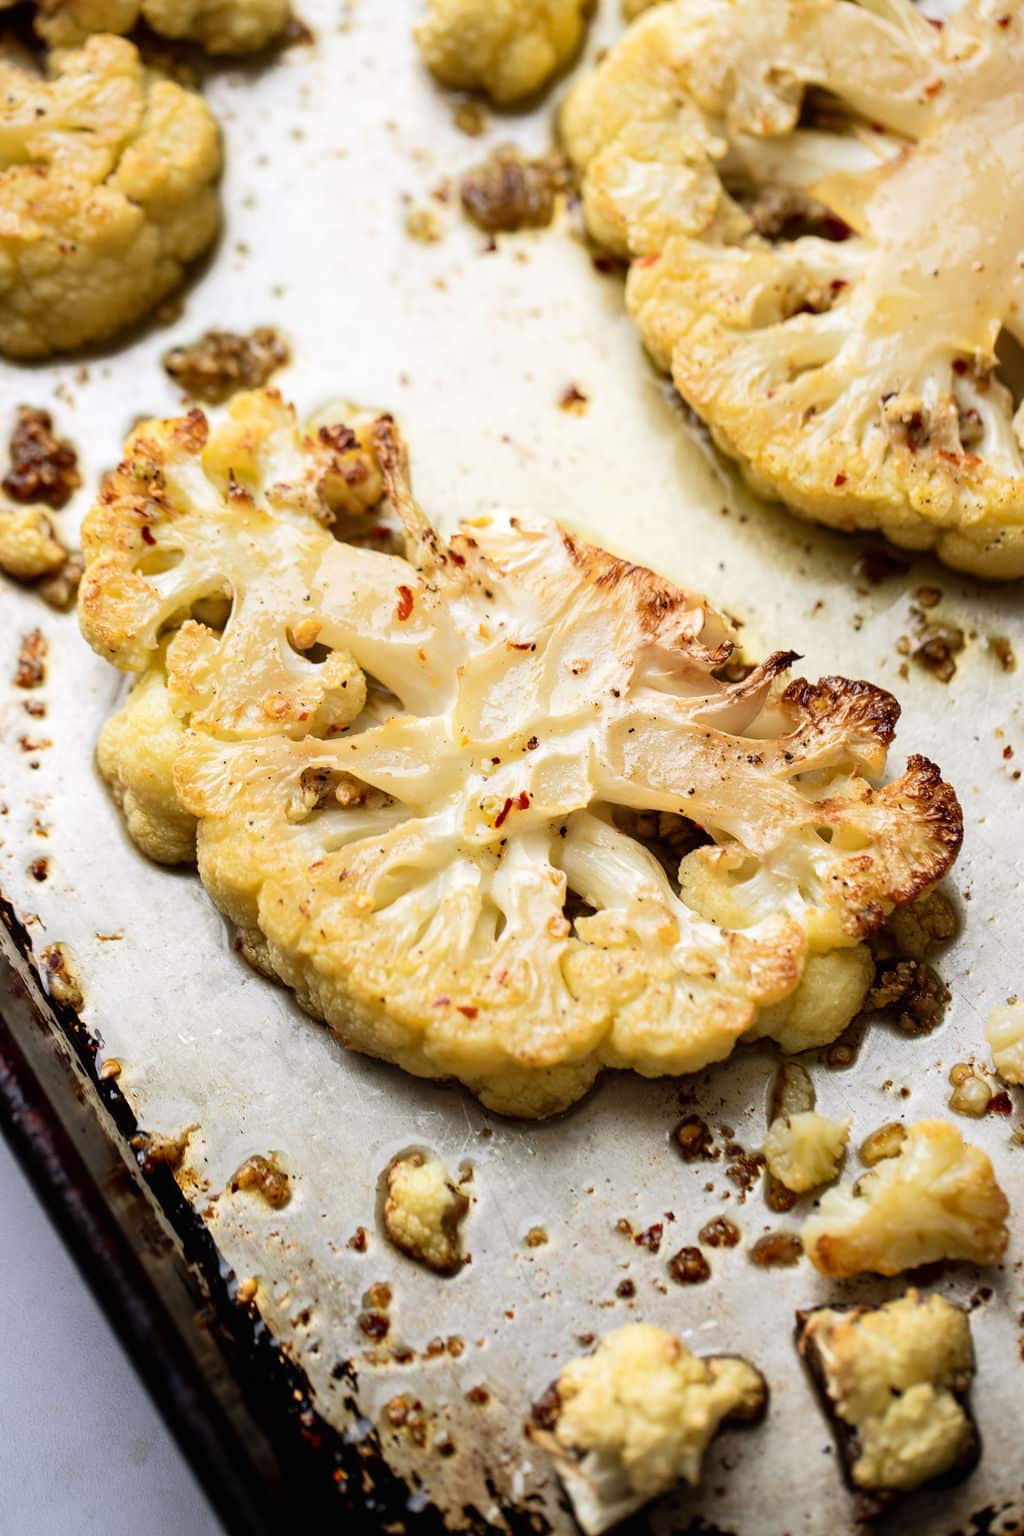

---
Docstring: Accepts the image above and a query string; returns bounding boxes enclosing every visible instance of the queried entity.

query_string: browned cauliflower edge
[30,0,290,52]
[414,0,593,103]
[561,0,1024,577]
[78,389,962,1119]
[797,1292,979,1508]
[530,1324,766,1534]
[802,1120,1009,1278]
[0,36,221,359]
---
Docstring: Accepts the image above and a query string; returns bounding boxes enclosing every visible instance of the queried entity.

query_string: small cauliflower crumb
[383,1150,469,1275]
[0,504,68,582]
[34,0,290,53]
[764,1110,850,1194]
[534,1324,766,1534]
[798,1292,978,1501]
[802,1120,1009,1278]
[986,1002,1024,1085]
[415,0,592,104]
[0,36,221,359]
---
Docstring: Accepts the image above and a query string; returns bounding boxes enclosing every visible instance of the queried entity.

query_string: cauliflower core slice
[79,389,962,1118]
[414,0,592,103]
[562,0,1024,577]
[534,1324,766,1535]
[798,1292,979,1500]
[0,36,221,359]
[33,0,290,52]
[764,1109,849,1194]
[383,1149,469,1274]
[986,1001,1024,1085]
[802,1120,1009,1277]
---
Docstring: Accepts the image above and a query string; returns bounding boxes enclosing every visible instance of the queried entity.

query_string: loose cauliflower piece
[79,389,962,1117]
[383,1149,469,1274]
[802,1120,1009,1277]
[764,1110,849,1194]
[562,0,1024,577]
[31,0,289,52]
[0,36,221,360]
[415,0,592,104]
[0,503,68,581]
[798,1292,979,1502]
[986,1002,1024,1085]
[533,1324,766,1534]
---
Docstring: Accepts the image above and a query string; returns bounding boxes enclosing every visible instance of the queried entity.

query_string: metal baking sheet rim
[1,1,1023,1532]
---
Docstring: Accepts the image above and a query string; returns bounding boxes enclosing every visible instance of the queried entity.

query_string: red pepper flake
[457,1005,479,1020]
[989,1091,1013,1114]
[952,358,969,374]
[997,12,1010,25]
[923,77,944,97]
[834,473,847,487]
[635,253,660,268]
[515,790,530,811]
[395,584,414,621]
[140,525,156,545]
[494,797,514,829]
[494,790,530,829]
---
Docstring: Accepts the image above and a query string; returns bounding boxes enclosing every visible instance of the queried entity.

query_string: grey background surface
[0,1134,220,1536]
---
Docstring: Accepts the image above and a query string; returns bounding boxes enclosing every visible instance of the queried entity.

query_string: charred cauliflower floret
[798,1292,979,1503]
[986,1001,1024,1085]
[802,1120,1009,1277]
[415,0,592,103]
[533,1325,766,1534]
[0,36,221,359]
[562,0,1024,577]
[764,1109,849,1193]
[78,389,962,1118]
[382,1149,469,1274]
[32,0,290,51]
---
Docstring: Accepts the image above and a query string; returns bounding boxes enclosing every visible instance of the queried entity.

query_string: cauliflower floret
[798,1292,979,1502]
[802,1120,1009,1277]
[562,0,1024,578]
[986,1001,1024,1085]
[32,0,289,52]
[415,0,592,104]
[742,944,874,1053]
[382,1149,469,1274]
[97,658,197,865]
[0,36,221,359]
[764,1110,849,1193]
[0,502,68,581]
[534,1324,766,1534]
[78,390,962,1118]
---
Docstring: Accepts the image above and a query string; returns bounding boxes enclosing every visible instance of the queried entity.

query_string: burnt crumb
[634,1222,663,1254]
[987,634,1016,672]
[531,1382,562,1431]
[359,1311,391,1341]
[524,1226,548,1248]
[672,1113,717,1161]
[282,14,314,43]
[40,943,84,1011]
[384,1395,429,1446]
[667,1246,711,1285]
[989,1091,1012,1115]
[36,550,84,612]
[558,383,589,414]
[460,145,570,234]
[699,1216,740,1248]
[866,958,949,1036]
[853,547,911,585]
[452,99,488,137]
[724,1144,765,1199]
[765,1174,799,1214]
[347,1226,369,1253]
[227,1152,291,1209]
[749,1232,802,1268]
[3,407,80,509]
[895,601,965,684]
[466,1385,490,1406]
[163,328,290,404]
[131,1123,197,1173]
[615,1278,636,1299]
[28,857,48,882]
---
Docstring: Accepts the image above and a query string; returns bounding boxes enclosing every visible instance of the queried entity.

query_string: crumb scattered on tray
[3,407,81,509]
[163,328,290,404]
[460,146,570,233]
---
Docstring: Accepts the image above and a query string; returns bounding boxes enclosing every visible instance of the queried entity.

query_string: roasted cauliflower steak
[0,36,221,359]
[79,388,962,1117]
[29,0,290,52]
[562,0,1024,577]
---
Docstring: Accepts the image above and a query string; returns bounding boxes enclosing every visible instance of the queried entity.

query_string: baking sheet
[1,1,1023,1530]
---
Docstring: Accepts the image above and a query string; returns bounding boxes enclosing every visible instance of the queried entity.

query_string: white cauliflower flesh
[0,36,221,359]
[414,0,592,103]
[78,389,961,1119]
[535,1324,766,1535]
[97,653,198,865]
[382,1149,469,1273]
[764,1109,849,1193]
[0,502,68,580]
[986,1001,1024,1085]
[562,0,1024,578]
[798,1292,978,1497]
[802,1120,1009,1277]
[33,0,290,53]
